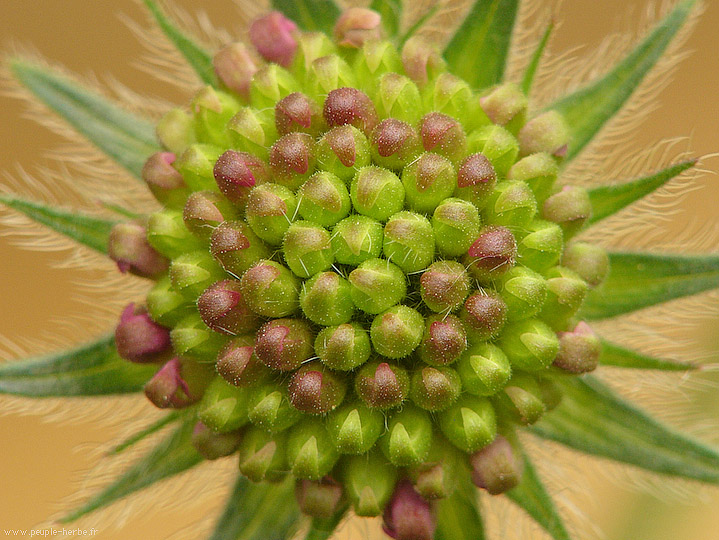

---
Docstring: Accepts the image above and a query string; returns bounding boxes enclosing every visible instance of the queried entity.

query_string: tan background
[1,1,718,539]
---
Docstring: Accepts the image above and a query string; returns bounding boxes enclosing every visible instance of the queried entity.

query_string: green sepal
[142,0,216,85]
[506,448,571,540]
[209,475,299,540]
[587,160,696,225]
[549,0,697,161]
[8,59,160,178]
[370,0,401,40]
[108,411,182,455]
[271,0,340,34]
[442,0,519,90]
[61,419,202,523]
[600,339,695,371]
[0,195,116,254]
[521,20,554,95]
[0,335,157,397]
[532,376,719,483]
[581,251,719,320]
[434,475,485,540]
[303,504,349,540]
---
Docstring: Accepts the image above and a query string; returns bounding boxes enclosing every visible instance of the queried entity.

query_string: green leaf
[0,335,157,397]
[9,59,160,178]
[532,376,719,483]
[62,420,203,523]
[209,475,299,540]
[443,0,519,90]
[108,411,182,455]
[435,478,485,540]
[303,505,348,540]
[507,450,571,540]
[521,20,554,95]
[581,252,719,320]
[142,0,216,85]
[588,160,696,225]
[0,195,116,253]
[600,339,695,371]
[270,0,340,34]
[370,0,401,39]
[549,0,697,161]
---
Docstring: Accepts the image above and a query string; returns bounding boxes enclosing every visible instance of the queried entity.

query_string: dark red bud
[254,318,313,371]
[115,303,171,363]
[464,226,517,281]
[288,362,348,415]
[323,87,379,136]
[214,150,270,206]
[382,479,436,540]
[249,11,298,67]
[275,92,326,137]
[108,222,169,279]
[144,358,194,409]
[197,280,260,336]
[355,362,409,409]
[461,291,508,342]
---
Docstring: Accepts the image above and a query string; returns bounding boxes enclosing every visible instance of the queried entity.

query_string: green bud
[289,361,348,415]
[326,401,384,454]
[147,209,203,259]
[247,382,303,433]
[463,226,517,283]
[418,314,467,367]
[254,318,313,371]
[226,107,277,160]
[553,321,601,373]
[287,418,340,480]
[374,73,423,125]
[282,221,334,278]
[239,259,299,317]
[216,336,271,387]
[142,152,190,209]
[169,250,226,301]
[499,318,560,371]
[420,261,470,313]
[419,112,467,164]
[517,219,564,272]
[438,395,497,453]
[479,83,528,133]
[425,73,489,132]
[245,183,298,246]
[483,180,538,228]
[370,305,424,359]
[174,143,223,192]
[499,266,548,321]
[348,258,406,314]
[410,366,461,411]
[191,86,240,147]
[192,421,241,460]
[467,125,519,177]
[171,313,229,362]
[197,376,250,433]
[197,279,260,336]
[494,373,546,425]
[292,32,337,81]
[350,166,405,221]
[250,63,301,110]
[269,132,317,192]
[238,427,288,482]
[518,110,569,159]
[454,153,498,211]
[431,198,481,257]
[156,108,196,154]
[542,186,592,240]
[300,271,354,325]
[275,92,327,137]
[182,190,238,241]
[408,435,464,500]
[323,87,379,136]
[461,290,508,342]
[540,266,589,329]
[401,152,457,214]
[307,54,358,101]
[355,361,409,410]
[298,171,351,226]
[343,450,398,516]
[370,118,422,171]
[379,404,432,466]
[210,220,271,277]
[456,342,511,396]
[382,211,435,273]
[561,242,610,288]
[146,275,194,327]
[354,40,403,88]
[508,152,559,204]
[315,323,371,371]
[331,215,384,265]
[470,433,524,494]
[316,125,372,183]
[295,477,344,519]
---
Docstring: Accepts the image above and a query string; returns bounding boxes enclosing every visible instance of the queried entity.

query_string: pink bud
[249,12,298,67]
[108,222,169,278]
[213,43,258,101]
[334,8,382,48]
[144,358,194,409]
[382,479,436,540]
[115,303,171,363]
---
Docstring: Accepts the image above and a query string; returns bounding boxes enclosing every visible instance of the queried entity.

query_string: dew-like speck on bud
[296,477,344,518]
[554,321,601,373]
[518,110,570,159]
[401,36,445,87]
[417,314,468,367]
[142,152,188,208]
[420,261,471,313]
[213,150,270,207]
[461,290,508,342]
[419,112,468,164]
[197,279,260,336]
[454,152,497,211]
[182,190,238,240]
[191,421,242,460]
[463,226,517,283]
[254,318,313,371]
[470,434,524,494]
[323,87,379,136]
[239,259,300,317]
[355,361,409,410]
[370,305,425,359]
[216,336,270,387]
[288,361,348,415]
[315,323,371,371]
[269,132,317,192]
[213,42,257,102]
[334,7,382,48]
[115,303,171,363]
[210,220,271,277]
[561,241,610,288]
[382,479,436,540]
[275,92,327,137]
[108,222,169,279]
[370,118,422,171]
[543,186,592,240]
[249,11,298,67]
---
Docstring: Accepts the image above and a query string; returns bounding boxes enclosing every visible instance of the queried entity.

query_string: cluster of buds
[109,7,610,538]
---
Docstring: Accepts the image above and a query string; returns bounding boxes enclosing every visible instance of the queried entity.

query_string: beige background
[1,1,718,539]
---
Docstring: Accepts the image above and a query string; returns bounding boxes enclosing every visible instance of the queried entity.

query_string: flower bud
[296,477,344,518]
[198,376,250,432]
[250,64,301,110]
[540,266,588,329]
[323,87,379,136]
[307,55,358,101]
[298,171,351,227]
[553,321,601,373]
[147,209,204,259]
[355,361,409,410]
[419,112,467,164]
[249,11,298,67]
[115,303,171,363]
[326,401,384,454]
[210,220,271,277]
[334,7,382,48]
[467,125,519,177]
[350,166,405,221]
[316,125,372,183]
[499,266,548,321]
[382,480,436,540]
[254,318,313,371]
[182,190,238,240]
[142,152,189,208]
[213,150,270,208]
[108,222,169,279]
[191,421,241,460]
[461,290,508,342]
[269,132,317,192]
[470,434,524,494]
[517,219,563,272]
[300,271,354,325]
[438,395,497,453]
[282,221,334,278]
[463,226,517,282]
[245,183,298,245]
[145,357,212,409]
[425,73,490,132]
[171,313,229,361]
[518,110,569,159]
[401,153,457,214]
[344,451,398,516]
[348,257,406,314]
[191,86,240,147]
[494,373,546,425]
[380,405,432,466]
[216,336,271,387]
[239,427,288,482]
[292,32,337,80]
[454,153,498,211]
[370,305,424,359]
[499,318,560,371]
[315,323,371,371]
[542,186,592,240]
[417,314,467,367]
[247,382,302,432]
[537,376,563,411]
[156,108,195,154]
[370,118,422,171]
[289,361,348,415]
[226,107,277,160]
[430,199,480,259]
[383,211,434,273]
[275,92,327,137]
[480,83,528,133]
[213,42,257,101]
[410,366,461,412]
[331,215,383,265]
[420,261,470,313]
[287,418,340,480]
[175,143,223,192]
[146,275,194,327]
[457,342,512,396]
[169,250,226,301]
[508,152,559,204]
[401,36,445,86]
[374,73,423,125]
[354,40,403,85]
[483,180,538,228]
[561,242,610,288]
[197,279,259,335]
[239,259,299,317]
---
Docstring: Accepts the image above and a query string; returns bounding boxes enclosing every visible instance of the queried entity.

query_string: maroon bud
[182,191,238,240]
[213,43,258,101]
[191,421,242,460]
[553,321,601,373]
[141,152,188,207]
[213,150,270,207]
[455,153,497,210]
[197,279,260,336]
[461,291,508,342]
[323,87,379,136]
[370,118,422,170]
[254,318,313,371]
[289,361,348,415]
[463,226,517,282]
[382,479,436,540]
[144,358,195,408]
[355,361,409,410]
[334,8,382,48]
[115,303,171,363]
[216,336,271,387]
[275,92,327,137]
[210,220,271,277]
[419,112,467,164]
[108,222,169,279]
[470,434,524,495]
[418,314,467,367]
[420,261,470,313]
[249,11,298,67]
[269,132,317,191]
[296,477,344,518]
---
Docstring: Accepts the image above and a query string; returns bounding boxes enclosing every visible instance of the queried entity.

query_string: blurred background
[0,1,717,538]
